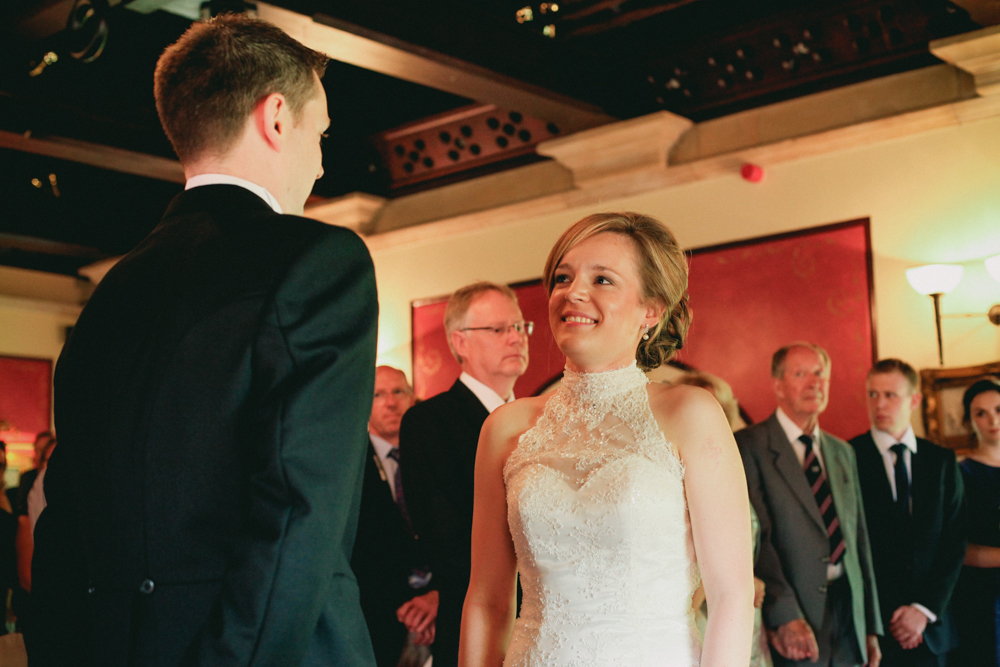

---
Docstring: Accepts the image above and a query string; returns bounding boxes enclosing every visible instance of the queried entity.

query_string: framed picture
[920,362,1000,451]
[678,218,876,438]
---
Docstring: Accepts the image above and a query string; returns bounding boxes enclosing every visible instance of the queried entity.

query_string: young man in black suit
[400,282,530,667]
[353,366,437,667]
[849,359,966,667]
[31,15,379,667]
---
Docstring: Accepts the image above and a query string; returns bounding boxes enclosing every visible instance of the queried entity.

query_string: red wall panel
[411,219,875,439]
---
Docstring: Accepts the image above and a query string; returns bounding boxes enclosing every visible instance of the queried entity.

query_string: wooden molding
[256,3,614,135]
[536,111,693,187]
[0,130,184,183]
[305,192,387,235]
[931,24,1000,96]
[363,86,1000,252]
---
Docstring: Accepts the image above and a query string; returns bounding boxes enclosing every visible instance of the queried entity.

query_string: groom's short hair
[154,13,329,163]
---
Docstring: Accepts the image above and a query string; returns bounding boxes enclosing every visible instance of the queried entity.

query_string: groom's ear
[257,92,289,150]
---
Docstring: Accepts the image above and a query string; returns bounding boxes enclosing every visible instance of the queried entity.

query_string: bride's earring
[642,326,650,341]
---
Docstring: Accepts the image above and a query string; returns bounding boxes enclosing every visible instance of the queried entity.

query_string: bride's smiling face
[549,232,663,373]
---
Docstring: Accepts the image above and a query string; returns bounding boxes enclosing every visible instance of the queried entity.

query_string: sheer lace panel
[503,363,701,667]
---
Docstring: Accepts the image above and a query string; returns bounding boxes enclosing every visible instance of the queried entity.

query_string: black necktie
[386,447,413,533]
[800,434,845,565]
[891,443,910,514]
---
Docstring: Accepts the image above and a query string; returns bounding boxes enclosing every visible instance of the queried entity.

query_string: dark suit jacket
[737,413,883,662]
[399,379,489,667]
[351,440,427,667]
[849,431,966,655]
[32,185,379,667]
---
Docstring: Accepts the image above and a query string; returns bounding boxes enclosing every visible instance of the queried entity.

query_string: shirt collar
[369,432,396,458]
[870,424,917,455]
[776,406,821,444]
[185,174,283,214]
[459,372,514,414]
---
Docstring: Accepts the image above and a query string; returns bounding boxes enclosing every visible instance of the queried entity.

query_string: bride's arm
[653,384,755,667]
[459,405,521,667]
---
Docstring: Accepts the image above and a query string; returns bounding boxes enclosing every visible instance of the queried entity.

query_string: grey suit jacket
[737,413,883,660]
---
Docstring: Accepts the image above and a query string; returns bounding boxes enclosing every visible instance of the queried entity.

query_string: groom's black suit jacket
[849,431,966,656]
[399,379,489,667]
[32,185,379,667]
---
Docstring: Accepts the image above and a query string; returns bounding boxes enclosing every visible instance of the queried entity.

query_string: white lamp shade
[905,264,964,295]
[987,254,1000,284]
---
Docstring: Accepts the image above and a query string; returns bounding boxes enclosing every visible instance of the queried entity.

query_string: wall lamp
[906,256,1000,367]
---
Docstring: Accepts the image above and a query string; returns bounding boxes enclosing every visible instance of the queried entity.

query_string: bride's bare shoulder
[646,382,729,441]
[646,381,719,419]
[480,395,549,450]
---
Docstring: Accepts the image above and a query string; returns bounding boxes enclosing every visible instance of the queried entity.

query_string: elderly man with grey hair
[400,281,530,667]
[737,342,883,667]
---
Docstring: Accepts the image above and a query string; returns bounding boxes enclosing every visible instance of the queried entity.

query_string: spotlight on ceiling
[66,0,109,63]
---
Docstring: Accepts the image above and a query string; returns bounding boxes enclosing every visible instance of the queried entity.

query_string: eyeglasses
[459,321,534,337]
[373,388,413,401]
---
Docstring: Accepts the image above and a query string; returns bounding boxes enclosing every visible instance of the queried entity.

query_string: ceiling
[0,0,989,276]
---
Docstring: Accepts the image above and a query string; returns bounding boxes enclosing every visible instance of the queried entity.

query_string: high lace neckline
[560,362,648,404]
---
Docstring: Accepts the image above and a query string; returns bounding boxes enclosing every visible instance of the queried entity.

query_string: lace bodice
[503,363,700,667]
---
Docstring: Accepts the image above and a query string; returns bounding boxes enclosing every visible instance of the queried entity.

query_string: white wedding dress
[503,363,700,667]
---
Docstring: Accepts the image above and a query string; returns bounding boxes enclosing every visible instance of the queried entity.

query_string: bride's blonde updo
[543,212,691,372]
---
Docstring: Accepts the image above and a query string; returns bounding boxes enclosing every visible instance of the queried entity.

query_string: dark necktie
[800,434,845,565]
[891,443,910,514]
[386,447,413,533]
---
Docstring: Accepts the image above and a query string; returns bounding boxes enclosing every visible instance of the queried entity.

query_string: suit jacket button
[139,579,155,595]
[818,585,827,593]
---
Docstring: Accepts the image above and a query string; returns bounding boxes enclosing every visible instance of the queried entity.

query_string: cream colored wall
[0,267,87,446]
[0,301,78,363]
[370,114,1000,385]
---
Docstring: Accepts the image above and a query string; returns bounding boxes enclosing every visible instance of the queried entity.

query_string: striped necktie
[800,434,845,565]
[386,447,413,534]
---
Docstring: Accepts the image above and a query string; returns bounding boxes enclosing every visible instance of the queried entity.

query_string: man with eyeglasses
[400,282,530,667]
[353,366,437,667]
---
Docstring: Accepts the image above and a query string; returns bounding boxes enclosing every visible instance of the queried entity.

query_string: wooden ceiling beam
[256,3,615,135]
[0,129,184,183]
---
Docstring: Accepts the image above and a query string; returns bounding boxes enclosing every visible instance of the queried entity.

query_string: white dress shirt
[869,425,937,623]
[369,432,399,502]
[776,407,825,469]
[185,173,283,214]
[459,372,515,414]
[870,425,917,503]
[775,407,843,581]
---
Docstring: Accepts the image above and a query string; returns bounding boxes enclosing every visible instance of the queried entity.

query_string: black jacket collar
[163,184,277,221]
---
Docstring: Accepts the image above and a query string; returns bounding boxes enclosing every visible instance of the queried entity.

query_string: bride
[459,212,755,667]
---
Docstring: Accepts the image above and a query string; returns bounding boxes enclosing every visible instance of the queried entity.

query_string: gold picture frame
[920,361,1000,451]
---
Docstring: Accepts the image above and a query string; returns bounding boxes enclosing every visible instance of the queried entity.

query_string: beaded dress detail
[503,362,700,667]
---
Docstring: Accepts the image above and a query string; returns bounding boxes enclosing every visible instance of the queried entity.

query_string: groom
[30,15,378,667]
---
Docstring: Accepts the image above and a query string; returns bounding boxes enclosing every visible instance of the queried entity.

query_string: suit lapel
[910,439,934,531]
[450,379,491,424]
[767,415,826,532]
[857,433,895,509]
[368,441,397,504]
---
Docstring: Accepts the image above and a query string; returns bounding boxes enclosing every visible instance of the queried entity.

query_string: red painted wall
[411,219,875,439]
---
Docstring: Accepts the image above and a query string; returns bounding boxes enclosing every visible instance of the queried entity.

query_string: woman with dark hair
[460,212,755,667]
[950,378,1000,667]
